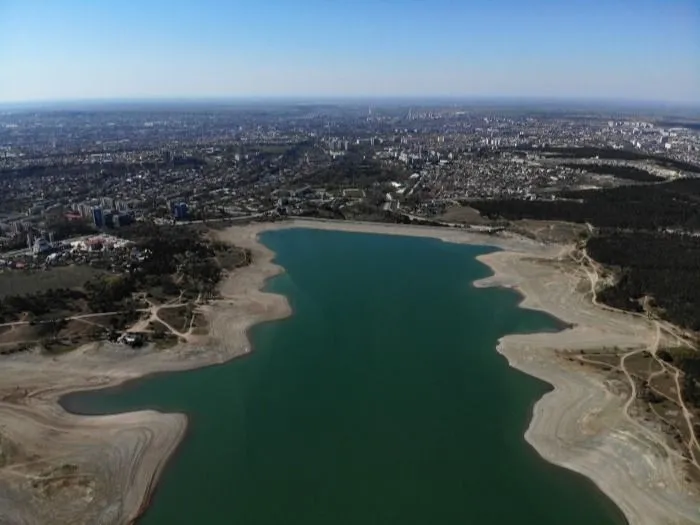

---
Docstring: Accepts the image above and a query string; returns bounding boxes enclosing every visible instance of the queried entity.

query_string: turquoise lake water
[63,228,627,525]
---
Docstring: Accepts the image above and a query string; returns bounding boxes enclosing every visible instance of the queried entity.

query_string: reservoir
[63,228,627,525]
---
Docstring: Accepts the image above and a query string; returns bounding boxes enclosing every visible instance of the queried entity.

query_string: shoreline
[0,219,698,524]
[0,223,292,525]
[474,250,700,525]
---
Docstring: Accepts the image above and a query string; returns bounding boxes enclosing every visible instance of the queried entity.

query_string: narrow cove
[62,228,627,524]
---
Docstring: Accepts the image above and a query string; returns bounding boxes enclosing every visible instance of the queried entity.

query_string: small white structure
[33,238,51,255]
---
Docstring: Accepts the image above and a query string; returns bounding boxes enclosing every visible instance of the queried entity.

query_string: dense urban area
[2,102,699,232]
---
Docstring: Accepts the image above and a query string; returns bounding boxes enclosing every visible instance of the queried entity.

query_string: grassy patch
[157,306,190,332]
[148,320,180,349]
[190,313,209,336]
[438,205,489,225]
[0,266,105,299]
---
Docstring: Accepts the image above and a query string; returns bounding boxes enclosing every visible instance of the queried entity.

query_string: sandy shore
[0,218,698,524]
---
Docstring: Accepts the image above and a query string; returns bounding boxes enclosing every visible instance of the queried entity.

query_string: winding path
[573,245,700,471]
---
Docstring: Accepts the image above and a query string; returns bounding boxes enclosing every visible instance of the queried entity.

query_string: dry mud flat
[0,219,698,524]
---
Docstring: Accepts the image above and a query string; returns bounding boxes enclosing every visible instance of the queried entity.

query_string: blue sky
[0,0,698,103]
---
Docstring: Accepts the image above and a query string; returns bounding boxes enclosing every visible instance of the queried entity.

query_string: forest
[471,178,700,230]
[515,146,700,174]
[587,232,700,330]
[306,152,409,188]
[471,179,700,331]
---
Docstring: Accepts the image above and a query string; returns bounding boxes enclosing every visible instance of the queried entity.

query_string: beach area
[0,218,698,524]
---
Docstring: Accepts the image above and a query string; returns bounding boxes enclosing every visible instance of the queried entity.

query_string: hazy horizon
[1,0,699,105]
[2,95,700,112]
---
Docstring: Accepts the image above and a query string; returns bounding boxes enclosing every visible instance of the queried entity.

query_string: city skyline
[1,0,699,104]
